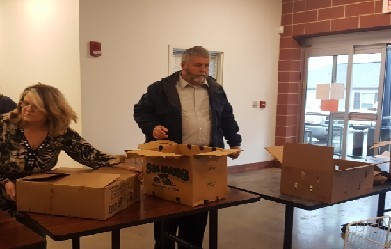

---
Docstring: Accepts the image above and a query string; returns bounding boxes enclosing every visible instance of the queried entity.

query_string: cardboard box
[370,141,391,159]
[369,140,391,173]
[266,143,374,204]
[124,157,144,172]
[16,167,140,220]
[127,141,238,207]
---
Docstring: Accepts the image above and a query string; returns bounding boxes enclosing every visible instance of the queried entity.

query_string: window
[353,92,360,109]
[352,91,378,111]
[169,46,224,84]
[352,92,378,110]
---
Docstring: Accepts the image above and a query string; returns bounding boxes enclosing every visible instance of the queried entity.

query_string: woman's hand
[4,181,16,201]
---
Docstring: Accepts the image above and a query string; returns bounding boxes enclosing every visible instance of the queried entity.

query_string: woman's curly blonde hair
[11,83,77,136]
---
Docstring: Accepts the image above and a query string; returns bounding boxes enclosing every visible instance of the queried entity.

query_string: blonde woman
[0,83,126,211]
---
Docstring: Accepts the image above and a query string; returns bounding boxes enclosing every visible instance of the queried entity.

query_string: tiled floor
[46,169,389,249]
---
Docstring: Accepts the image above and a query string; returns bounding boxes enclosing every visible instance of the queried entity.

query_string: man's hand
[229,146,241,159]
[153,125,168,139]
[5,181,16,201]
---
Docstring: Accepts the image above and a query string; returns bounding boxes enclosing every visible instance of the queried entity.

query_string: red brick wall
[276,0,391,145]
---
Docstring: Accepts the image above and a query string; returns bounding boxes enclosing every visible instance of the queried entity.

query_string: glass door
[303,54,349,155]
[345,48,384,159]
[302,43,387,159]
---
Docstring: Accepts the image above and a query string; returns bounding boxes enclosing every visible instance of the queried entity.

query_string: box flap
[333,159,372,170]
[176,144,217,155]
[195,149,240,157]
[95,167,141,177]
[128,142,236,159]
[370,141,390,159]
[370,141,391,149]
[377,151,390,158]
[20,173,68,182]
[54,173,120,188]
[127,149,237,158]
[137,140,176,150]
[283,143,334,171]
[51,167,93,174]
[127,150,182,158]
[265,146,284,163]
[96,167,133,174]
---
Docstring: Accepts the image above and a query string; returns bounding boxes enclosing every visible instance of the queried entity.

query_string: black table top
[0,211,46,249]
[24,187,260,241]
[228,168,391,210]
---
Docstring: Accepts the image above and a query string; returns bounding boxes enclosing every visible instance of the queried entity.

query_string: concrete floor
[46,169,388,249]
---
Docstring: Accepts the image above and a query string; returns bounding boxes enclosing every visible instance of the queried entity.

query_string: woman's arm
[61,128,121,169]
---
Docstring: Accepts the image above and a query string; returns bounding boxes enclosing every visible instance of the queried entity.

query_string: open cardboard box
[370,140,391,173]
[266,143,374,204]
[126,140,239,207]
[16,167,140,220]
[370,141,391,160]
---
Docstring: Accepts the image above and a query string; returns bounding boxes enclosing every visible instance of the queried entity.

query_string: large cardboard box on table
[266,143,374,204]
[127,141,238,207]
[16,167,140,220]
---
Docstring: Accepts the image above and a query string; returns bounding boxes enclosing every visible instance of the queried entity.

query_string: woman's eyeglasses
[20,100,38,111]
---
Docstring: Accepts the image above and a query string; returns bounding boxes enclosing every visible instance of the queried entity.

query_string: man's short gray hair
[182,46,210,62]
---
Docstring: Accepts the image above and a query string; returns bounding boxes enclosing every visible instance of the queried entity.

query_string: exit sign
[384,0,391,13]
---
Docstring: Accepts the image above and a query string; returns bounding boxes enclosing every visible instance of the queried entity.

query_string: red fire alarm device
[89,41,101,57]
[259,101,266,108]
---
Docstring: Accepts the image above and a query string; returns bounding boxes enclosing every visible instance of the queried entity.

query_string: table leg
[209,210,218,249]
[72,238,80,249]
[112,229,120,249]
[161,220,167,249]
[283,205,294,249]
[377,192,386,217]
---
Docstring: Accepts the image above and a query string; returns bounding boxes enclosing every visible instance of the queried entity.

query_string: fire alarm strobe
[90,41,101,57]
